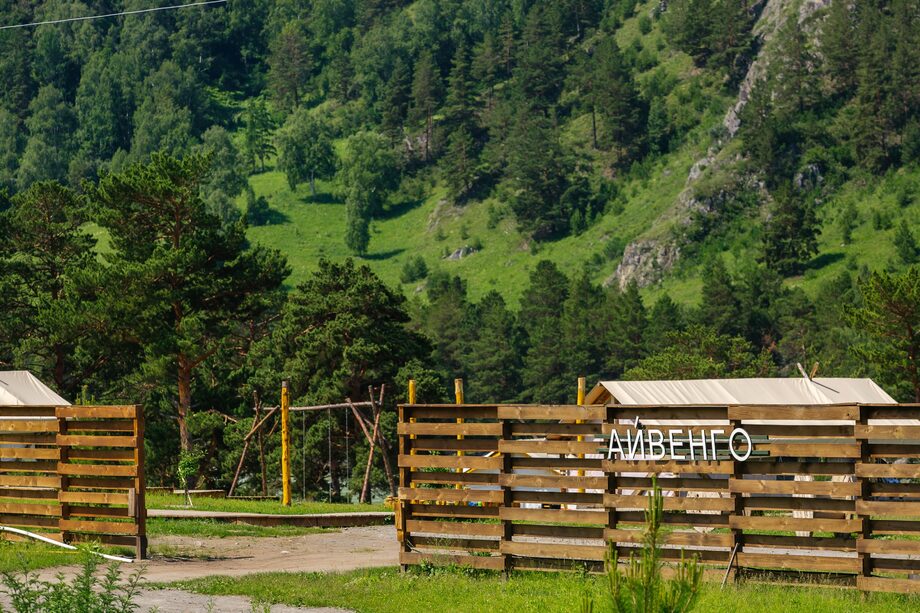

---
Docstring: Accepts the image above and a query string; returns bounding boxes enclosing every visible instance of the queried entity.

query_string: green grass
[146,518,334,539]
[170,566,920,613]
[0,541,84,573]
[146,492,388,515]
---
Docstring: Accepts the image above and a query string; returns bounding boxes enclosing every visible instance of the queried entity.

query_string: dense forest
[1,0,920,499]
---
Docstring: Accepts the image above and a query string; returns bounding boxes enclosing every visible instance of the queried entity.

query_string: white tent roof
[587,378,895,406]
[0,371,69,406]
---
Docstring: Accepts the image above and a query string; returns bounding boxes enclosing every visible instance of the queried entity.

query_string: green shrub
[581,479,702,613]
[1,552,146,612]
[639,14,653,35]
[400,256,429,283]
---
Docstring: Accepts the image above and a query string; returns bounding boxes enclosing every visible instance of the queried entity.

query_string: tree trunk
[177,355,192,452]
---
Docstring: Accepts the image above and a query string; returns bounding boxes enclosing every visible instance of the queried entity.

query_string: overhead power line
[0,0,228,31]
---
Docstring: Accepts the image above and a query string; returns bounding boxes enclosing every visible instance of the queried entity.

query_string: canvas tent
[0,371,69,406]
[585,377,896,406]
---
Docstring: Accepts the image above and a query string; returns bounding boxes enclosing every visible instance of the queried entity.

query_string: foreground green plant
[0,551,146,613]
[584,479,703,613]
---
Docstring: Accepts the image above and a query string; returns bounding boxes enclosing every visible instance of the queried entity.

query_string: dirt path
[143,525,398,582]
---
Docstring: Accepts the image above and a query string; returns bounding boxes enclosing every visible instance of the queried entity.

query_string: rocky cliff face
[610,0,828,289]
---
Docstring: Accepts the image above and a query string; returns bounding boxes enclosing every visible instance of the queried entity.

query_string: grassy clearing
[170,566,920,613]
[0,541,83,573]
[146,518,334,539]
[146,492,388,515]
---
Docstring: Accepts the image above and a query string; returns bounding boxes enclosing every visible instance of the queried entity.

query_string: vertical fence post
[133,405,147,559]
[575,377,586,498]
[604,404,618,564]
[856,404,871,590]
[398,388,412,572]
[728,412,743,585]
[500,417,513,578]
[281,380,291,506]
[56,408,71,547]
[455,379,464,490]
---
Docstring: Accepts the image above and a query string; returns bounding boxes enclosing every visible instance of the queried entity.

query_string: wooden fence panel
[0,405,146,559]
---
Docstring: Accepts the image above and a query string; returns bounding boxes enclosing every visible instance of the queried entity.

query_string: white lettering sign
[606,418,753,462]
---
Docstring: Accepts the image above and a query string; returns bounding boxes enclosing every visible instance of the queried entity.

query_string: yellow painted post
[281,380,291,506]
[408,380,417,493]
[576,377,586,495]
[455,378,464,491]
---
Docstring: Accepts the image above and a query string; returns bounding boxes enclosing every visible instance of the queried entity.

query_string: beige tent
[585,377,896,406]
[0,371,69,406]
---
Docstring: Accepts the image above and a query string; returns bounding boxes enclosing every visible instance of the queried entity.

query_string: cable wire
[0,1,228,30]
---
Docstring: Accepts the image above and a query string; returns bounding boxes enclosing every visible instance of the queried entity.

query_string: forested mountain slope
[2,0,920,493]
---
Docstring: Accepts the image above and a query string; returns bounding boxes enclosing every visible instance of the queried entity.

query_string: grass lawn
[0,541,85,573]
[170,566,920,613]
[146,492,389,515]
[146,518,334,539]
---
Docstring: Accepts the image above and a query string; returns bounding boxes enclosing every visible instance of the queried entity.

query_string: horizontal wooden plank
[855,425,920,440]
[406,519,502,537]
[398,487,503,504]
[0,487,57,500]
[398,422,502,436]
[0,421,57,433]
[512,457,603,471]
[870,482,920,497]
[736,552,859,573]
[0,502,61,516]
[510,490,604,506]
[66,448,135,462]
[412,536,498,552]
[497,405,606,421]
[0,433,56,444]
[68,533,137,547]
[56,406,137,419]
[757,443,860,458]
[743,425,854,437]
[0,475,60,488]
[606,529,732,548]
[0,447,59,460]
[0,407,55,418]
[58,491,129,505]
[729,515,861,533]
[861,406,920,420]
[501,540,605,561]
[63,420,135,433]
[0,515,59,529]
[407,503,499,520]
[617,511,728,527]
[0,460,57,473]
[857,538,920,555]
[398,454,502,471]
[728,405,858,421]
[403,407,498,420]
[67,505,131,519]
[742,496,854,513]
[743,461,854,476]
[607,406,728,420]
[868,444,920,458]
[615,476,726,491]
[499,507,607,525]
[499,439,601,456]
[513,524,604,540]
[605,494,734,512]
[729,478,860,497]
[57,463,137,477]
[410,471,498,486]
[856,576,920,594]
[399,550,504,570]
[868,519,920,535]
[869,558,920,572]
[744,534,855,551]
[604,460,733,474]
[513,423,599,436]
[56,434,137,448]
[856,500,920,517]
[499,473,607,490]
[409,438,498,452]
[58,519,138,535]
[856,463,920,479]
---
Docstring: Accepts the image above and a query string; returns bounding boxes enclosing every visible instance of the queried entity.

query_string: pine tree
[90,152,290,450]
[821,0,857,95]
[592,38,645,157]
[472,33,501,111]
[379,57,411,143]
[442,125,478,203]
[606,281,647,376]
[444,39,477,136]
[893,220,919,266]
[419,272,471,379]
[520,261,570,403]
[645,294,685,355]
[241,98,276,173]
[514,5,564,116]
[700,257,742,337]
[560,273,607,386]
[17,86,76,189]
[268,21,312,112]
[466,291,523,402]
[762,190,820,276]
[409,50,442,161]
[0,109,23,192]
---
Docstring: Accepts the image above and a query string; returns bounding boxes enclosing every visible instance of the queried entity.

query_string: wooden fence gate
[0,404,146,559]
[397,403,920,594]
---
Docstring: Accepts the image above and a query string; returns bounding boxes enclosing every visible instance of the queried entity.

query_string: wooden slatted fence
[0,405,146,559]
[397,403,920,592]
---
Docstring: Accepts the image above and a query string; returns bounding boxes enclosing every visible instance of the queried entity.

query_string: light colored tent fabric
[587,378,896,406]
[0,371,69,406]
